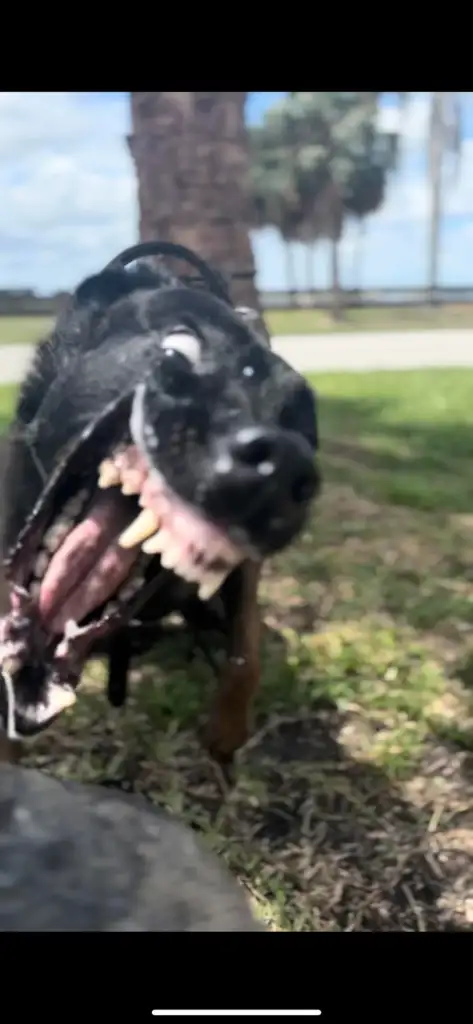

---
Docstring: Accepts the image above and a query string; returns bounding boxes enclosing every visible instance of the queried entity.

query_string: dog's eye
[160,344,199,399]
[237,345,269,382]
[162,331,201,366]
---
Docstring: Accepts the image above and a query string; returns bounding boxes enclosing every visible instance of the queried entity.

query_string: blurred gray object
[0,764,263,931]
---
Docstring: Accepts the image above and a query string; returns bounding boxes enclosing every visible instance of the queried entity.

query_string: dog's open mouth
[0,401,247,737]
[43,442,243,636]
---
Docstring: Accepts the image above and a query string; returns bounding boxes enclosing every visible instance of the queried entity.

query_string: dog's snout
[230,427,279,473]
[227,427,317,503]
[206,426,319,554]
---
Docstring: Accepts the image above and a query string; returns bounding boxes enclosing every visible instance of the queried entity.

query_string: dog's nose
[228,427,316,501]
[206,426,319,552]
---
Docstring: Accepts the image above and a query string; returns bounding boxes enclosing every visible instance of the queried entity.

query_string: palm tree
[248,115,303,304]
[127,93,260,310]
[428,93,462,302]
[381,92,462,301]
[343,133,401,289]
[295,93,401,318]
[249,93,401,319]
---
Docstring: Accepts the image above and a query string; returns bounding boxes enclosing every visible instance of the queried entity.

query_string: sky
[1,91,473,295]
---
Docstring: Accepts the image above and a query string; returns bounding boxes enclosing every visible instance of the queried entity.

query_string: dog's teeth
[44,522,69,553]
[142,528,174,555]
[3,655,21,675]
[160,544,182,571]
[198,570,228,602]
[63,489,88,519]
[30,581,41,600]
[104,601,120,617]
[121,480,141,496]
[118,508,160,549]
[34,550,49,579]
[142,530,167,555]
[175,560,201,583]
[118,576,143,603]
[65,619,81,640]
[98,459,121,489]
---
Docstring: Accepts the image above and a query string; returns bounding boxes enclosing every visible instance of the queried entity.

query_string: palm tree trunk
[329,188,344,322]
[428,94,444,305]
[305,242,314,304]
[428,172,441,304]
[331,237,342,320]
[128,93,261,311]
[285,241,296,307]
[354,220,365,292]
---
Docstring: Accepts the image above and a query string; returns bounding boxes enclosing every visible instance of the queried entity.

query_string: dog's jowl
[0,241,320,765]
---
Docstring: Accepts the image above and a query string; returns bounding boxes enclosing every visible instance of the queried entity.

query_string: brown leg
[205,560,261,765]
[0,735,21,765]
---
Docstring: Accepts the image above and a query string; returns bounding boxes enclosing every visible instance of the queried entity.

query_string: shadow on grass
[317,379,473,514]
[11,619,470,933]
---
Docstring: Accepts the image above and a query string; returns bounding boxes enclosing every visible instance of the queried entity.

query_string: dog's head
[0,241,320,737]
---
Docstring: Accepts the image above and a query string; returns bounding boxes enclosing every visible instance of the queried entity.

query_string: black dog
[0,241,320,764]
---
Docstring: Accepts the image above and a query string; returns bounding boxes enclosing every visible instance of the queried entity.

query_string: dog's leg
[107,630,131,708]
[0,735,21,764]
[204,561,261,766]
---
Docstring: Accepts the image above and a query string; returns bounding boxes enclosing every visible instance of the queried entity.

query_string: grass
[2,304,473,346]
[0,386,17,433]
[266,304,473,335]
[2,369,473,931]
[0,316,54,346]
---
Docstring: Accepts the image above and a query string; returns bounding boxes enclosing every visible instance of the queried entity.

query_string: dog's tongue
[38,493,139,633]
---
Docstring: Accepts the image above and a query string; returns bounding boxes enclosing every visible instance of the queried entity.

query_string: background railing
[2,286,473,317]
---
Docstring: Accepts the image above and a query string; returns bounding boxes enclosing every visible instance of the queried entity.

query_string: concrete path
[0,344,36,384]
[1,329,473,385]
[271,329,473,374]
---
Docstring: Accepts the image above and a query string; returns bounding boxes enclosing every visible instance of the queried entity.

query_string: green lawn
[2,304,473,345]
[0,385,17,432]
[0,316,54,346]
[266,304,473,335]
[2,370,473,931]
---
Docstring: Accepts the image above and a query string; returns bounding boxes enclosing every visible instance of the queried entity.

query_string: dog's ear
[74,268,137,309]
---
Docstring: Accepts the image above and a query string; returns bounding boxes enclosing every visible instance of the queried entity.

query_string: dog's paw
[201,713,249,785]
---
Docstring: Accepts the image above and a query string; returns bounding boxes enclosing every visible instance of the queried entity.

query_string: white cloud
[377,94,430,145]
[0,92,136,293]
[375,94,473,227]
[0,91,473,294]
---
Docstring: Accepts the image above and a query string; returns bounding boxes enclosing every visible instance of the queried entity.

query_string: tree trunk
[331,237,343,321]
[305,243,314,305]
[428,96,443,306]
[127,93,261,312]
[284,241,297,307]
[353,220,366,293]
[329,188,344,322]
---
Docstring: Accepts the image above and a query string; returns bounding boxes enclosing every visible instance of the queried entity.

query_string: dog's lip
[129,384,263,562]
[4,390,134,581]
[0,673,77,738]
[144,466,262,564]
